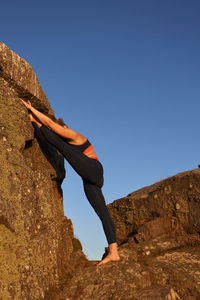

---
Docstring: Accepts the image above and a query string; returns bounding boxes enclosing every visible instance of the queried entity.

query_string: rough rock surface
[0,42,88,300]
[58,169,200,300]
[1,43,200,300]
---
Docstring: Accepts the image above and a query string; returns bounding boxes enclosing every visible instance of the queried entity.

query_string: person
[21,100,120,266]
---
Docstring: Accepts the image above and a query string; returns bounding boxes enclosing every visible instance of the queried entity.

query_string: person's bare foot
[96,242,120,266]
[96,253,120,266]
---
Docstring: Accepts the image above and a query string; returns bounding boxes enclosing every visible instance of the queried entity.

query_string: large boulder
[0,42,87,300]
[108,169,200,246]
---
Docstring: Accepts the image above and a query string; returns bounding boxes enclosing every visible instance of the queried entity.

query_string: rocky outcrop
[0,42,88,300]
[109,169,200,246]
[60,169,200,300]
[1,43,200,300]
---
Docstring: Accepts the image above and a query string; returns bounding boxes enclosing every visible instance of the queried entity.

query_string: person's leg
[35,123,103,185]
[83,180,117,245]
[83,180,120,265]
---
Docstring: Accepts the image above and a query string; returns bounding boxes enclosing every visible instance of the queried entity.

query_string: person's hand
[21,100,32,110]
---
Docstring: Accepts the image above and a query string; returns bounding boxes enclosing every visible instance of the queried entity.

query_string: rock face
[59,169,200,300]
[0,42,88,300]
[109,169,200,246]
[1,43,200,300]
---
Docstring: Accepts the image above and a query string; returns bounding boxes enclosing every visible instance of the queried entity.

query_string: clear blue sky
[1,1,200,260]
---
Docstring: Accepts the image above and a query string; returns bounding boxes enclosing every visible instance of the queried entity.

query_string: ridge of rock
[108,168,200,245]
[0,42,53,116]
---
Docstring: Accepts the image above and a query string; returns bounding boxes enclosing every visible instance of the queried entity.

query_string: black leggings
[38,124,116,245]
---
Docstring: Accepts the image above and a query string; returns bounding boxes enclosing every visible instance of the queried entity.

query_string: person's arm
[21,100,78,141]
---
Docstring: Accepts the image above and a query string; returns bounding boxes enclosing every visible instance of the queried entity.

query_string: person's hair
[57,117,69,128]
